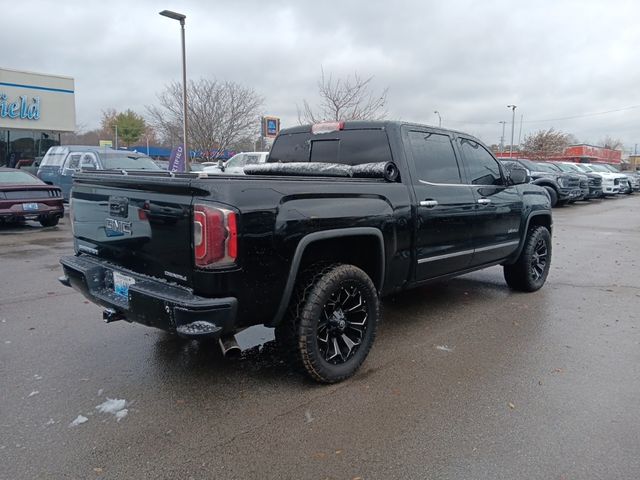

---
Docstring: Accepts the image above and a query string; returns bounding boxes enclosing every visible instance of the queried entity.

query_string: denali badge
[105,217,132,236]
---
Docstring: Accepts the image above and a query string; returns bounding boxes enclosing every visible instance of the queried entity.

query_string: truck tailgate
[71,174,196,287]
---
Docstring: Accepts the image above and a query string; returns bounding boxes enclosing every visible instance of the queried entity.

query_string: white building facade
[0,68,76,167]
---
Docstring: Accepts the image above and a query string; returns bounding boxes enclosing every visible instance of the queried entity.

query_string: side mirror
[507,166,529,185]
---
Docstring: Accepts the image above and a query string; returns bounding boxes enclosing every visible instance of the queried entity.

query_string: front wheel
[276,264,380,383]
[543,186,558,207]
[504,226,552,292]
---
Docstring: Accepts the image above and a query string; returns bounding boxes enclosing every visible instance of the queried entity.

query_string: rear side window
[408,131,461,184]
[269,130,392,166]
[40,147,68,167]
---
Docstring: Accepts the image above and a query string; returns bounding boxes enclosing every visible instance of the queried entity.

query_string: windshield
[100,153,161,170]
[573,164,593,172]
[554,163,578,173]
[588,164,610,173]
[603,164,621,173]
[534,162,558,173]
[514,159,536,170]
[0,170,43,184]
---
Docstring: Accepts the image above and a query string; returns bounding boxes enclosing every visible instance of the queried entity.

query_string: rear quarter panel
[190,176,413,328]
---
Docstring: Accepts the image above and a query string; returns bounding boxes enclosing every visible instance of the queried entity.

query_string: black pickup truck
[60,121,552,383]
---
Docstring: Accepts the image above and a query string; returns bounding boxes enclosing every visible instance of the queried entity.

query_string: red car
[0,168,64,227]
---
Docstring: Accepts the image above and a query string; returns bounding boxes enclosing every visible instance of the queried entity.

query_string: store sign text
[0,94,40,120]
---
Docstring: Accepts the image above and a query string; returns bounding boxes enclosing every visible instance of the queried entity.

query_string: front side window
[459,138,503,185]
[408,131,461,184]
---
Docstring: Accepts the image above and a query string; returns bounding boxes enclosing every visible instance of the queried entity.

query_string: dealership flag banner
[168,145,185,172]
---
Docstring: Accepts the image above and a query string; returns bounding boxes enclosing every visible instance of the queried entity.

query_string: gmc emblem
[105,217,132,236]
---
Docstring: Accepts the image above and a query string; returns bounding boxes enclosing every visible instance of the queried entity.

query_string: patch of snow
[34,374,43,380]
[97,389,103,396]
[305,410,313,423]
[69,415,88,427]
[436,345,454,352]
[28,391,39,398]
[4,341,11,344]
[96,398,126,414]
[44,418,56,426]
[115,409,128,422]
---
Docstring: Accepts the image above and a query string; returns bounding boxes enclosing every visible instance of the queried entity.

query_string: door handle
[420,200,439,208]
[477,198,491,205]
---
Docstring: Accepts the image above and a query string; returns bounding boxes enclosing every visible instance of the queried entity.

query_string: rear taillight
[193,204,237,268]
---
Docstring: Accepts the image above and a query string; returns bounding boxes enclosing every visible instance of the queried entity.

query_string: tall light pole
[160,9,190,171]
[507,104,517,158]
[498,120,506,153]
[434,110,442,128]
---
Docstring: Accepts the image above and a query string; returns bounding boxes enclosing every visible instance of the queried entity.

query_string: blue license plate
[113,271,135,299]
[22,203,39,211]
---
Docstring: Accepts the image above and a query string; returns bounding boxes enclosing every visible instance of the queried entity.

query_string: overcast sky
[4,0,640,150]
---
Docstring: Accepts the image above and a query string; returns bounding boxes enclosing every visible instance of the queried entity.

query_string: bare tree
[298,68,388,124]
[147,78,264,159]
[598,135,624,150]
[521,128,572,160]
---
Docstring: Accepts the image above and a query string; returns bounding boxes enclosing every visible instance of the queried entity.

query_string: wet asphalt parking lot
[1,195,639,480]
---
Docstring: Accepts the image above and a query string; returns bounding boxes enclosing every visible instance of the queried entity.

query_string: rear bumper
[0,203,63,220]
[59,254,237,339]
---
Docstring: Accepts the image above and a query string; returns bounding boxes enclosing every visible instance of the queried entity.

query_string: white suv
[203,152,269,175]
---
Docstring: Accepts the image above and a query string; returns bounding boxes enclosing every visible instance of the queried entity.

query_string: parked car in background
[548,161,602,199]
[37,146,161,200]
[502,159,581,207]
[0,168,64,227]
[600,164,638,193]
[579,163,626,196]
[203,152,269,175]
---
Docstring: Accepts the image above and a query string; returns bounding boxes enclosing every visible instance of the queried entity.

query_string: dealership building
[0,68,76,167]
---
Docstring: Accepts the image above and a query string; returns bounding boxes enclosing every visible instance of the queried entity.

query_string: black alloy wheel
[530,237,549,282]
[276,264,380,383]
[504,226,552,292]
[317,284,369,365]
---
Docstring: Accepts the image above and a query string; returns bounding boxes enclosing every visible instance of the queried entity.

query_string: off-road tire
[275,263,379,383]
[39,216,59,227]
[504,226,551,292]
[543,186,558,208]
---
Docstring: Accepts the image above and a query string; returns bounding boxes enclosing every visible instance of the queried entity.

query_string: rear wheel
[39,216,59,227]
[276,264,379,383]
[504,226,551,292]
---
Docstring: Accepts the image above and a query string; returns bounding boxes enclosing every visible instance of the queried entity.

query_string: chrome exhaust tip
[218,335,241,358]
